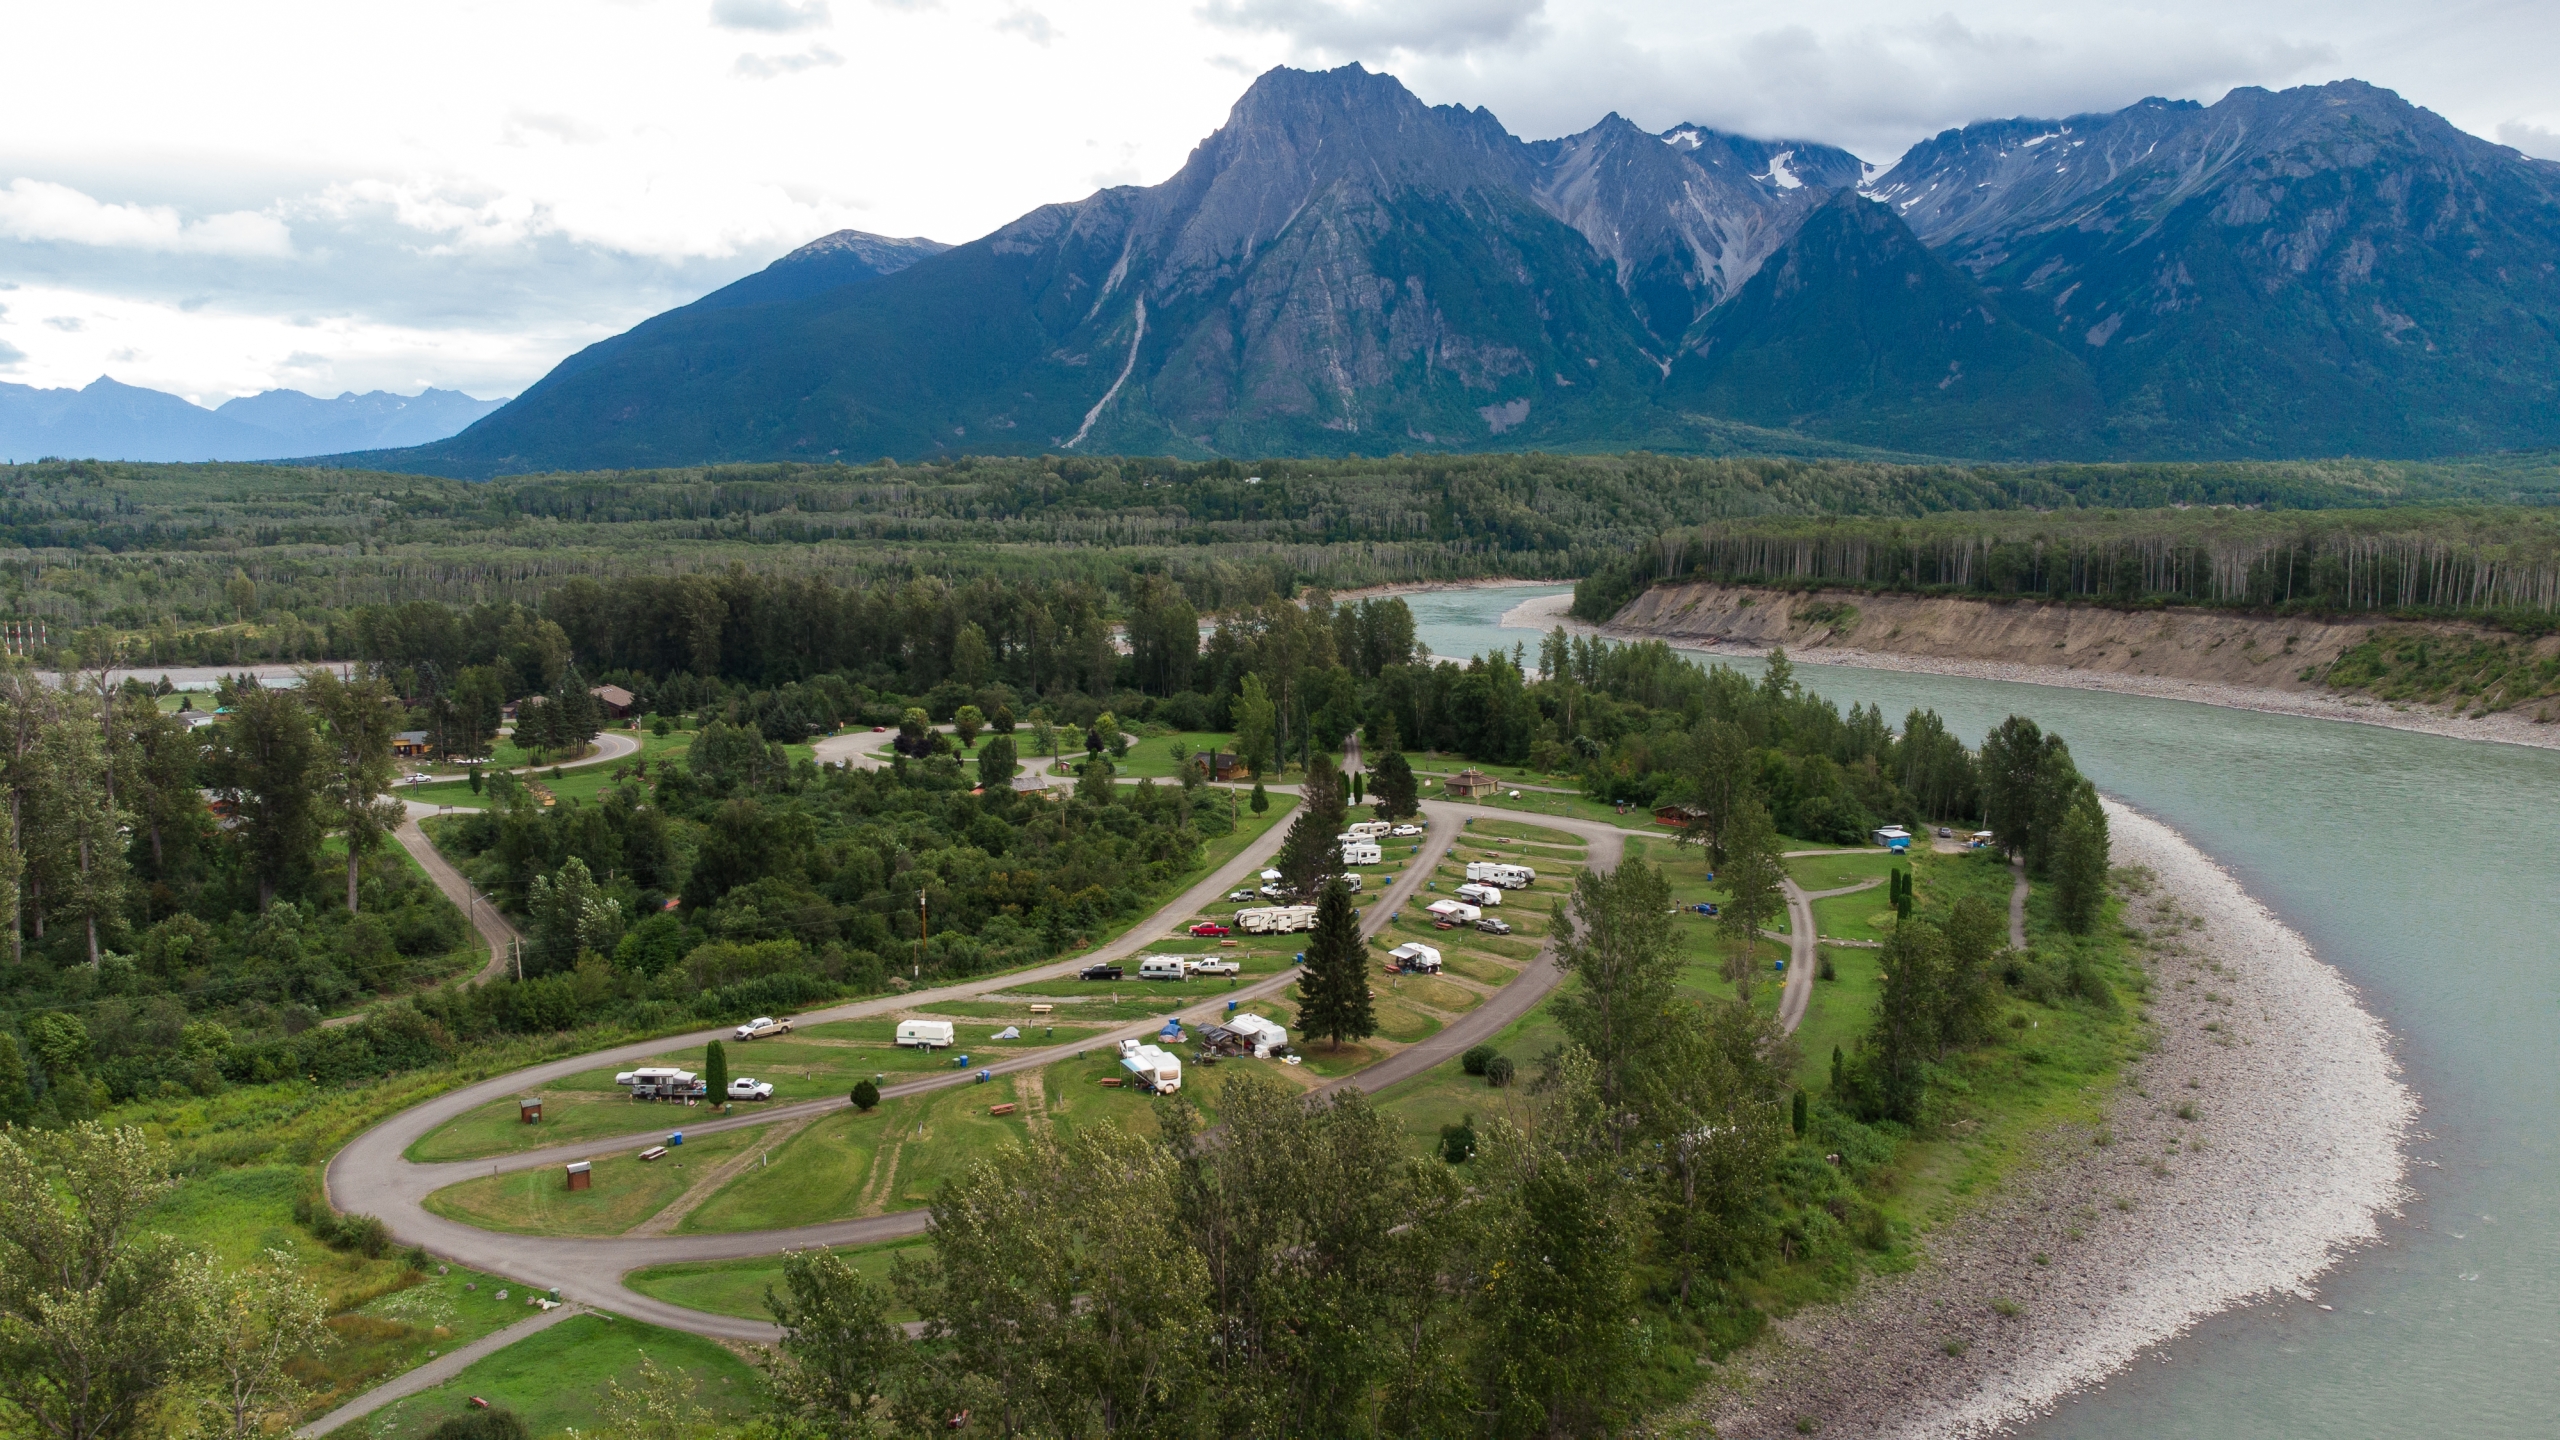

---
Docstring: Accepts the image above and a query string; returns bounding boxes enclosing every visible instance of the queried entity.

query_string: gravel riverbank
[1499,589,2560,754]
[1695,802,2413,1438]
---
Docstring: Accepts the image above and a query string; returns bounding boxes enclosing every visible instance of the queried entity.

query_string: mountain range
[290,68,2560,469]
[0,379,507,463]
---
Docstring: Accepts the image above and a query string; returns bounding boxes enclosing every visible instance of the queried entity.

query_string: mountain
[1871,81,2560,455]
[681,230,951,313]
[217,387,509,452]
[0,377,508,462]
[352,67,2560,474]
[1669,190,2101,455]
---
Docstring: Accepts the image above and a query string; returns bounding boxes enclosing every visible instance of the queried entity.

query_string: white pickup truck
[732,1016,793,1041]
[1187,958,1243,977]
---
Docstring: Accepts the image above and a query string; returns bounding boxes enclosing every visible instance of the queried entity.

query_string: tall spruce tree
[2052,788,2112,934]
[1367,749,1418,821]
[1714,796,1786,987]
[1297,878,1373,1050]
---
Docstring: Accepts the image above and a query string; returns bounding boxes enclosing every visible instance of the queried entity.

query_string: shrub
[1438,1116,1477,1164]
[1483,1055,1515,1088]
[1460,1044,1495,1076]
[428,1409,530,1440]
[851,1080,880,1111]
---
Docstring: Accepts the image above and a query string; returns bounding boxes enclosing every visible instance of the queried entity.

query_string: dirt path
[394,803,519,984]
[296,1303,581,1437]
[1015,1070,1050,1136]
[626,1111,818,1237]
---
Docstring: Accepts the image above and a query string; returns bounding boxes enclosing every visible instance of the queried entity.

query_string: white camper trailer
[1138,956,1191,981]
[1237,905,1319,934]
[1347,821,1392,839]
[1466,861,1536,889]
[1426,900,1483,925]
[895,1019,957,1049]
[1387,942,1443,974]
[1340,841,1383,866]
[1225,1013,1288,1056]
[1455,883,1503,906]
[1119,1039,1183,1093]
[618,1067,703,1100]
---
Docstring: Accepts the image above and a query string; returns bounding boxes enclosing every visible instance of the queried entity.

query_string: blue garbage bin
[668,1132,683,1146]
[977,1069,992,1084]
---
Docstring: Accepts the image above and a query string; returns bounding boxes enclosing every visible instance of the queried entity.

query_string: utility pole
[916,889,927,982]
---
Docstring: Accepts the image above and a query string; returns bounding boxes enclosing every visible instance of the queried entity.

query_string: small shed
[1652,803,1708,829]
[518,1095,543,1123]
[1191,751,1248,782]
[1445,767,1498,799]
[564,1160,591,1191]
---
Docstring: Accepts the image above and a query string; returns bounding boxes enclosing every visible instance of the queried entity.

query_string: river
[1408,583,2560,1438]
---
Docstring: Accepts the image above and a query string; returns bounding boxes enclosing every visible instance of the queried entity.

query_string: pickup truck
[1187,958,1242,977]
[727,1077,774,1101]
[1079,963,1124,981]
[732,1016,792,1041]
[1188,922,1231,937]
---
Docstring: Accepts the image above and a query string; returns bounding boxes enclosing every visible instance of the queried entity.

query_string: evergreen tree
[976,734,1018,790]
[1549,859,1681,1114]
[303,669,403,915]
[206,683,320,911]
[1297,878,1373,1049]
[2053,788,2112,934]
[1714,796,1786,987]
[1249,781,1268,814]
[1275,762,1344,896]
[1859,916,1950,1123]
[1077,752,1117,805]
[704,1039,730,1104]
[1368,749,1418,820]
[1235,674,1277,779]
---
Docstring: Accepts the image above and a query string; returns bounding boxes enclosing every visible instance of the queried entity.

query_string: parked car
[1475,917,1512,935]
[1936,826,1953,838]
[1079,963,1124,981]
[1259,883,1293,899]
[1187,958,1242,977]
[1227,889,1257,902]
[1390,824,1424,837]
[727,1077,774,1101]
[1189,922,1231,937]
[732,1016,792,1041]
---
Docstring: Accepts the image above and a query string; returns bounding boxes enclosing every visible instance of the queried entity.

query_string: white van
[895,1019,956,1049]
[1341,841,1383,866]
[1139,956,1190,981]
[1455,883,1503,907]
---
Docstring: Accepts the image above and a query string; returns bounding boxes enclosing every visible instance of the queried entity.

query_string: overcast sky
[2,0,2552,406]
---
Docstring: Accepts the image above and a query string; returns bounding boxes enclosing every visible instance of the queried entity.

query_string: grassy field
[680,1111,881,1233]
[625,1236,936,1323]
[421,1128,759,1237]
[144,1163,533,1417]
[361,1312,761,1440]
[1792,942,1885,1089]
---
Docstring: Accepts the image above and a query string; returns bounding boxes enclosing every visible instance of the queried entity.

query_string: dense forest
[2,451,2557,667]
[1572,505,2560,628]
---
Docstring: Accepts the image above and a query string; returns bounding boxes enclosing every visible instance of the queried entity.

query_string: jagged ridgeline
[4,452,2559,662]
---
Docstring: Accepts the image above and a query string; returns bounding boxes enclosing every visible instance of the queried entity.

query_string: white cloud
[710,0,833,33]
[2498,121,2560,160]
[0,338,24,368]
[734,45,847,76]
[994,7,1059,44]
[1199,0,1544,57]
[0,179,293,258]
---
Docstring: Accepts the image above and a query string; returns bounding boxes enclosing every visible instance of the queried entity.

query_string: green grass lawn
[625,1236,935,1324]
[1810,892,1900,945]
[422,1128,758,1237]
[680,1111,882,1233]
[1370,997,1564,1153]
[144,1163,532,1417]
[1403,753,1571,787]
[1792,943,1884,1088]
[361,1312,761,1440]
[400,731,689,812]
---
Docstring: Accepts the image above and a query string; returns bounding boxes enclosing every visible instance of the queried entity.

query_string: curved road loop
[329,794,1631,1347]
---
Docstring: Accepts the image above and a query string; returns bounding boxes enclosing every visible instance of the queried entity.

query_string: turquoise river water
[1410,584,2560,1438]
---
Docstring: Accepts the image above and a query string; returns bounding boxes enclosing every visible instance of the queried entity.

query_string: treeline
[8,449,2559,661]
[1574,506,2560,626]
